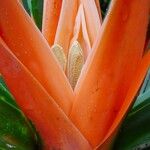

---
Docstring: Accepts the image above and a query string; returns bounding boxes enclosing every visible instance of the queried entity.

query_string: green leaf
[133,89,150,110]
[31,0,43,30]
[133,69,150,108]
[139,69,150,94]
[21,0,32,15]
[22,0,43,30]
[113,90,150,150]
[0,77,41,149]
[99,0,111,18]
[0,76,7,89]
[0,76,18,108]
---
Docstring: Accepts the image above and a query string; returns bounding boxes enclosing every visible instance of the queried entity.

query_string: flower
[0,0,150,149]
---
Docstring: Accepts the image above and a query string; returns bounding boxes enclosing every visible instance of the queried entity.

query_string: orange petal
[0,0,73,115]
[0,40,92,150]
[54,0,78,55]
[70,4,91,59]
[97,50,150,150]
[70,0,150,146]
[95,0,102,21]
[79,0,101,47]
[42,0,62,46]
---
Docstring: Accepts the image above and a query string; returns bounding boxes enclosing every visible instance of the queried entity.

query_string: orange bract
[42,0,62,46]
[0,39,92,150]
[79,0,101,46]
[97,50,150,150]
[54,0,78,55]
[70,0,150,146]
[0,0,73,115]
[71,4,91,59]
[0,0,150,149]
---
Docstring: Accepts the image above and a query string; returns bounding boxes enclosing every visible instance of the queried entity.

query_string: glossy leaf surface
[113,69,150,150]
[22,0,43,30]
[0,77,41,150]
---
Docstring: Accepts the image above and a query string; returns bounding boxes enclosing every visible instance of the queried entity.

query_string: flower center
[52,41,84,89]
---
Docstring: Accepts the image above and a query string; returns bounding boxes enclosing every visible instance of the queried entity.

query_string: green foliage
[22,0,31,15]
[0,77,18,108]
[0,76,41,150]
[99,0,111,18]
[30,0,43,30]
[22,0,43,30]
[133,69,150,108]
[113,70,150,150]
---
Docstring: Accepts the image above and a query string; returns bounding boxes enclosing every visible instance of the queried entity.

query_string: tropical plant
[0,0,150,149]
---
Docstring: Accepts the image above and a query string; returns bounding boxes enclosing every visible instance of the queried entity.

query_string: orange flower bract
[0,0,150,149]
